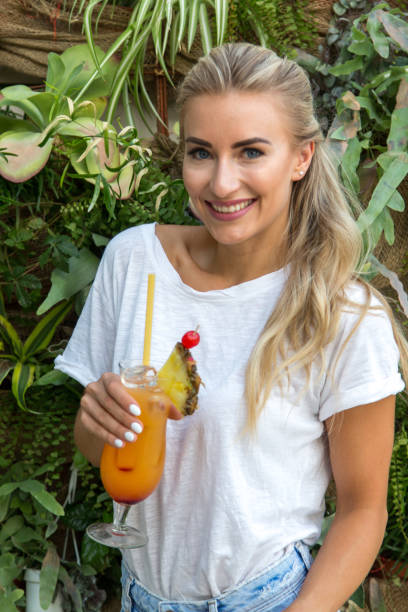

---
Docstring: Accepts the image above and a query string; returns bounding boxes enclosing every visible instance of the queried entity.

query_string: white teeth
[211,199,253,213]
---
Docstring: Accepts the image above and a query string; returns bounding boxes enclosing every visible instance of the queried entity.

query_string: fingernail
[124,431,135,442]
[129,403,141,416]
[131,421,143,434]
[114,439,124,448]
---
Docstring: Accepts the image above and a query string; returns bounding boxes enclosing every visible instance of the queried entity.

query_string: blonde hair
[177,43,408,429]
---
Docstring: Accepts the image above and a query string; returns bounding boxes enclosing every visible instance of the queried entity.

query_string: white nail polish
[131,422,143,434]
[114,438,124,448]
[129,403,141,416]
[124,431,135,442]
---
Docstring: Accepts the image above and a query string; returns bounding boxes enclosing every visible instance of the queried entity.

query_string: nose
[210,158,240,199]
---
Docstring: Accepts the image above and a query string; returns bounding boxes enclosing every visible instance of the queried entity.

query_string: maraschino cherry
[181,330,200,349]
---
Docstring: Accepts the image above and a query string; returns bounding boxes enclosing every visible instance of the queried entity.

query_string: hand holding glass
[86,361,169,548]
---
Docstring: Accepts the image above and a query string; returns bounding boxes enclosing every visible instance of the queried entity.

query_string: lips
[205,198,256,220]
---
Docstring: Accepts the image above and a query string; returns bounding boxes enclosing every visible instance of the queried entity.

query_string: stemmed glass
[86,361,169,548]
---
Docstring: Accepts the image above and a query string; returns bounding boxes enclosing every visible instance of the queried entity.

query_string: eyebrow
[185,137,271,148]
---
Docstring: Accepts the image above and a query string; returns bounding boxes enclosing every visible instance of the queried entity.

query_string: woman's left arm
[286,395,396,612]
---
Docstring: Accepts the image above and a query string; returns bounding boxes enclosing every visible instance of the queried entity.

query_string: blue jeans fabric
[120,542,313,612]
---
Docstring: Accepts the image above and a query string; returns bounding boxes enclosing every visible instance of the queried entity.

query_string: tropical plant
[297,1,408,283]
[0,461,68,612]
[73,0,317,130]
[0,44,117,182]
[0,296,72,409]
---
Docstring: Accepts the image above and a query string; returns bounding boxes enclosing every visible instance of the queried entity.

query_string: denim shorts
[120,542,313,612]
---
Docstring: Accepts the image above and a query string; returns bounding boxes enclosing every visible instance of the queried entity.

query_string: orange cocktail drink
[100,384,168,504]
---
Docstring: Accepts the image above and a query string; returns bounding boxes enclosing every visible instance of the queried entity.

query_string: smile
[206,199,256,213]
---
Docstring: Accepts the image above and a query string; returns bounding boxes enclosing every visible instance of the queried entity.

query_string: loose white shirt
[55,223,404,600]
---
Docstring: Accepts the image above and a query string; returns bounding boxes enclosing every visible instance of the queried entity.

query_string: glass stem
[112,503,131,535]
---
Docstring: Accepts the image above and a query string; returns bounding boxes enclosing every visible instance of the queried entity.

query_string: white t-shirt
[55,223,404,600]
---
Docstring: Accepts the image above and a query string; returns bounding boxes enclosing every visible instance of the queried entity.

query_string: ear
[292,141,315,181]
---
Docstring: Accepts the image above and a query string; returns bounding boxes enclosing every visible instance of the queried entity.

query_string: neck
[191,229,286,287]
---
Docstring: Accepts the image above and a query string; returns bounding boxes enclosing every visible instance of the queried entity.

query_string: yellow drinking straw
[143,274,156,365]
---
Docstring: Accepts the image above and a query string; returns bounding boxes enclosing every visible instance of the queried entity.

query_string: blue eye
[188,148,210,160]
[244,148,262,159]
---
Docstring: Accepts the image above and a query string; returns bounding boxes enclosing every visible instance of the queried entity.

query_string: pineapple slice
[158,342,202,416]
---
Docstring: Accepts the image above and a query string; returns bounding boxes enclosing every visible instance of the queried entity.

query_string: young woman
[55,43,407,611]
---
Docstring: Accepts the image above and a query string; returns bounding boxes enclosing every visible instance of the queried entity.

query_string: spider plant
[70,0,230,130]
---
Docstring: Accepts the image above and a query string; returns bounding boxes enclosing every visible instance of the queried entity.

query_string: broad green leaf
[45,53,65,93]
[0,516,24,544]
[37,248,100,315]
[199,3,212,56]
[0,315,23,357]
[0,117,33,134]
[19,481,64,516]
[376,9,408,52]
[56,43,117,101]
[329,57,364,76]
[0,131,53,183]
[0,483,19,496]
[387,108,408,152]
[11,362,35,411]
[357,158,408,230]
[0,84,34,101]
[348,25,373,57]
[187,0,200,52]
[0,494,10,522]
[0,590,24,612]
[22,300,72,359]
[12,526,45,545]
[0,98,45,129]
[40,546,60,610]
[34,370,69,386]
[367,10,389,58]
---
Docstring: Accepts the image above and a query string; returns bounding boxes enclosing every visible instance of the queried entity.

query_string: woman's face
[182,90,313,250]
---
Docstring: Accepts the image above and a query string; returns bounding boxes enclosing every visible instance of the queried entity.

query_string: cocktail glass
[86,361,169,548]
